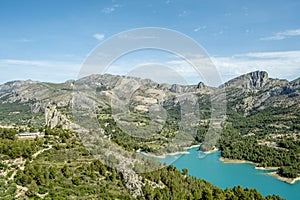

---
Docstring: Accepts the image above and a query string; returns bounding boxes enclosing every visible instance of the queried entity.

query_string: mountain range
[0,70,299,198]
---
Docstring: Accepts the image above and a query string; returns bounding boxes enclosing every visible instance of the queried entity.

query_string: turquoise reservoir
[154,147,300,200]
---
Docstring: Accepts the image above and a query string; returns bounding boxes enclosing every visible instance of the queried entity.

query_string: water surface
[155,147,300,200]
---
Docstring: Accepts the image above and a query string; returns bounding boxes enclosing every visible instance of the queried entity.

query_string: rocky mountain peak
[197,82,205,89]
[248,71,269,88]
[222,70,269,90]
[0,79,36,94]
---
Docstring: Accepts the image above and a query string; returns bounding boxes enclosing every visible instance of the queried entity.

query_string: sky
[0,0,299,85]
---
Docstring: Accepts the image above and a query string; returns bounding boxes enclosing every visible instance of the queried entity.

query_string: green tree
[72,176,80,185]
[201,188,213,200]
[182,168,188,176]
[49,166,58,179]
[26,180,38,197]
[62,164,71,178]
[29,126,36,132]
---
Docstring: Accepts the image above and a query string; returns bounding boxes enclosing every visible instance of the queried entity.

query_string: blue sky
[0,0,299,85]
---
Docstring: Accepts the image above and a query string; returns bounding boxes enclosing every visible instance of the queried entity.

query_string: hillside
[0,71,299,198]
[0,127,284,199]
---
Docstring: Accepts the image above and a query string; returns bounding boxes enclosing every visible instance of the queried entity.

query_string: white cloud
[93,33,105,41]
[18,38,32,42]
[261,29,300,40]
[0,59,81,84]
[101,50,300,86]
[140,51,300,85]
[211,51,300,82]
[4,50,297,86]
[102,7,115,14]
[101,4,121,14]
[2,59,46,66]
[0,59,80,69]
[194,26,206,32]
[178,10,187,17]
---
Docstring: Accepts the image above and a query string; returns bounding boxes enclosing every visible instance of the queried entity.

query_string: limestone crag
[45,104,80,130]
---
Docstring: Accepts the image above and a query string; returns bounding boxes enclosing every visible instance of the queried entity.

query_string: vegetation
[0,101,44,127]
[96,94,213,155]
[0,128,132,199]
[0,127,283,199]
[95,90,299,181]
[218,104,300,179]
[140,165,283,200]
[0,73,298,198]
[0,127,17,140]
[95,91,300,180]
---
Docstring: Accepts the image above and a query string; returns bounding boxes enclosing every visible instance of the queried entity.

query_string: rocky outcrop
[221,71,269,90]
[216,71,300,115]
[162,82,208,94]
[249,71,269,88]
[45,104,80,130]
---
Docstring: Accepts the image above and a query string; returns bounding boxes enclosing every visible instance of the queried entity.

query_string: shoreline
[267,172,300,184]
[141,147,300,184]
[202,147,219,154]
[140,144,201,159]
[140,144,220,158]
[254,166,279,170]
[184,144,200,150]
[219,157,300,184]
[219,157,255,164]
[140,150,190,159]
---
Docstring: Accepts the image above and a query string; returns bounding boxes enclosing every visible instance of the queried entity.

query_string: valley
[0,71,299,199]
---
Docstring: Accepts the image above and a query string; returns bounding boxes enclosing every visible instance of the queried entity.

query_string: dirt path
[14,145,53,198]
[32,145,53,159]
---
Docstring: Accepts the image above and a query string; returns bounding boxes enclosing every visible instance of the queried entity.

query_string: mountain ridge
[0,70,299,198]
[0,70,299,127]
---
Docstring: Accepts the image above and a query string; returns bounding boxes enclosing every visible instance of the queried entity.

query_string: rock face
[217,71,299,115]
[249,71,269,88]
[45,104,82,130]
[45,104,67,129]
[222,71,269,90]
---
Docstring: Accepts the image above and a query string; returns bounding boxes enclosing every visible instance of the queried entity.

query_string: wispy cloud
[0,59,80,69]
[101,4,121,14]
[17,38,32,42]
[102,50,300,86]
[261,29,300,40]
[194,26,206,32]
[178,10,187,17]
[2,50,298,86]
[93,33,105,41]
[102,7,115,14]
[212,51,300,82]
[153,51,300,85]
[0,59,81,84]
[2,59,46,66]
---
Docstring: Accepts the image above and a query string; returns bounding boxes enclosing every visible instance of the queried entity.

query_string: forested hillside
[0,127,283,199]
